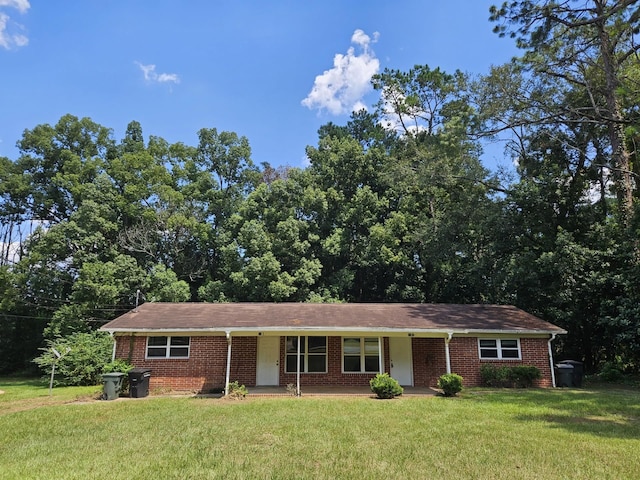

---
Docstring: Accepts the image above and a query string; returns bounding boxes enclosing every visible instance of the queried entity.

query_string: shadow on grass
[468,387,640,439]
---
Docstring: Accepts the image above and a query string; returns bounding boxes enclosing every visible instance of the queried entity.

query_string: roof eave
[101,326,566,335]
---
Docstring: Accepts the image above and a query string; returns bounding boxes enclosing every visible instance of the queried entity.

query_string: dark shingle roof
[101,303,566,334]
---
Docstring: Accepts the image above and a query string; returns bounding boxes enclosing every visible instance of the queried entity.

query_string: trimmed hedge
[480,364,541,388]
[370,373,403,399]
[438,373,463,397]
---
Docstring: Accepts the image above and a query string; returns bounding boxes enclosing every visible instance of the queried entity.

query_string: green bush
[480,364,541,388]
[227,380,248,399]
[102,359,134,374]
[369,373,403,399]
[598,362,624,382]
[480,364,511,387]
[33,331,114,386]
[438,373,463,397]
[510,365,542,388]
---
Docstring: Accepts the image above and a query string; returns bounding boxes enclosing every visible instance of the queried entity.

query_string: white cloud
[302,29,380,115]
[0,0,29,13]
[135,62,180,85]
[0,0,29,50]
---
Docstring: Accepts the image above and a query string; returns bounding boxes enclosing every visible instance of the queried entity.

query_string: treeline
[1,1,640,375]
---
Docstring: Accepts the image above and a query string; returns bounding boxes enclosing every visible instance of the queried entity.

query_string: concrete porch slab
[246,386,439,397]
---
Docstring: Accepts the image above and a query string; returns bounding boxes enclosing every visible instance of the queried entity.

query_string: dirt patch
[0,390,4,395]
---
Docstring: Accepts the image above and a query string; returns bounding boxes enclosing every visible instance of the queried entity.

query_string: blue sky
[0,1,519,172]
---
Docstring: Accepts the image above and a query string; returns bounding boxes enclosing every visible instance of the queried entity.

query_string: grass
[0,378,639,479]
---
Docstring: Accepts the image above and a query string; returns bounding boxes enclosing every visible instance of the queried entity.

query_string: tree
[489,0,640,225]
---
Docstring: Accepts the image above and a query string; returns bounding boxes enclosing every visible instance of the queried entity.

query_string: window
[343,337,380,373]
[478,339,521,360]
[146,336,190,358]
[285,336,327,373]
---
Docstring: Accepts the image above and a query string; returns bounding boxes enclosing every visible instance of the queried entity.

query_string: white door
[256,336,280,385]
[389,337,414,386]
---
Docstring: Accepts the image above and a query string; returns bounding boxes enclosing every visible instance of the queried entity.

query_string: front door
[256,336,280,386]
[389,337,414,386]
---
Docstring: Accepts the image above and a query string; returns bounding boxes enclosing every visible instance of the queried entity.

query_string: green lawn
[0,378,638,479]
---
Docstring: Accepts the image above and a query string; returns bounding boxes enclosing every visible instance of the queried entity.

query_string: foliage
[369,373,403,399]
[437,373,463,397]
[597,361,624,383]
[32,331,113,386]
[102,359,133,374]
[509,365,542,388]
[480,364,512,388]
[480,364,541,388]
[226,380,248,399]
[3,5,640,378]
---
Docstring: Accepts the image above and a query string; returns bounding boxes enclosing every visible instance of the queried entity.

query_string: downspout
[548,333,557,388]
[444,332,453,374]
[109,332,117,362]
[378,336,383,374]
[225,331,232,396]
[296,335,301,396]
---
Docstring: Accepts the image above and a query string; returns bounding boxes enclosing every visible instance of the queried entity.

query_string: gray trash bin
[559,360,583,387]
[555,364,574,387]
[102,372,125,400]
[128,368,152,398]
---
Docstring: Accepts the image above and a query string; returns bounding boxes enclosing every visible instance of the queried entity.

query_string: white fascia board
[103,326,566,335]
[105,326,454,335]
[461,328,567,335]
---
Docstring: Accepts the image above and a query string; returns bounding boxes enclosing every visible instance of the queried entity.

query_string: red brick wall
[449,337,552,387]
[116,335,231,392]
[412,338,448,387]
[115,333,553,391]
[229,337,257,387]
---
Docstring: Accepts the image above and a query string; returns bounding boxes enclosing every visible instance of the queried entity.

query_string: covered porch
[224,331,454,395]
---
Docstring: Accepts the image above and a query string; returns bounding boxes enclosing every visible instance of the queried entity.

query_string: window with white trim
[146,336,190,358]
[285,336,327,373]
[343,337,380,373]
[478,339,521,360]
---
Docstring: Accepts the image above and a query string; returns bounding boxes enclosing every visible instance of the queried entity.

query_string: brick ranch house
[100,303,566,393]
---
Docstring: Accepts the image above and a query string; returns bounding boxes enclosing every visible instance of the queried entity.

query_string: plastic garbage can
[559,360,583,387]
[128,368,152,398]
[102,372,125,400]
[555,364,574,387]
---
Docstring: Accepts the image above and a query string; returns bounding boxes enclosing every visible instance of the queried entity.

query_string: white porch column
[444,332,453,374]
[225,331,232,396]
[378,337,384,373]
[296,335,301,396]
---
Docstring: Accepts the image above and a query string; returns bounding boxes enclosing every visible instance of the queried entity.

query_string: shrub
[480,364,511,387]
[510,365,542,388]
[227,380,248,399]
[102,359,134,374]
[33,331,113,386]
[369,373,403,399]
[438,373,463,397]
[598,362,624,382]
[480,364,541,388]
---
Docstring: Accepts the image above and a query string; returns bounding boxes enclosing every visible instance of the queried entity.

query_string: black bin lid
[129,367,152,374]
[556,364,574,369]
